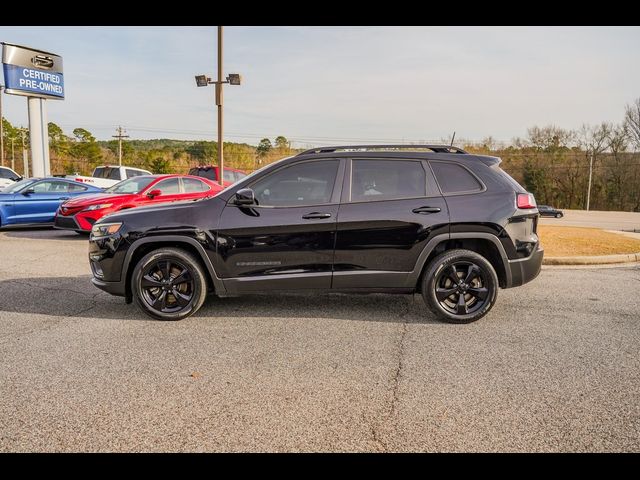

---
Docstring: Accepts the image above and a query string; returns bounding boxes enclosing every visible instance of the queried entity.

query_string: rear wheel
[422,249,498,324]
[132,247,208,320]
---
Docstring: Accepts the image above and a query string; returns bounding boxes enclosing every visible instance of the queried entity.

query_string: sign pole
[27,97,50,176]
[0,85,4,166]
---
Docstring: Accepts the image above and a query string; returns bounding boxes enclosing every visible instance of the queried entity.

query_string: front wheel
[422,249,499,324]
[132,247,208,320]
[555,213,563,218]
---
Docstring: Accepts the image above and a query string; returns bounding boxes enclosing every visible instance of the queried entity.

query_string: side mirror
[22,188,35,195]
[11,176,22,182]
[147,189,162,198]
[234,188,256,206]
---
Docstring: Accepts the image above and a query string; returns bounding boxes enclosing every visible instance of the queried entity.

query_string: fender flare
[407,232,511,287]
[123,235,226,295]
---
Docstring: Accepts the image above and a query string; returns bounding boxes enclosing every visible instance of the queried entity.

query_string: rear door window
[350,160,427,202]
[183,178,210,193]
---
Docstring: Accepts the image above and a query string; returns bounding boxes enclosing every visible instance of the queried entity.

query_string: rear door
[332,158,449,289]
[215,158,344,293]
[180,177,213,201]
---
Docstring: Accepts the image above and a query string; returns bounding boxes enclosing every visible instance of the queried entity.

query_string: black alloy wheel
[422,249,498,324]
[132,247,208,320]
[140,259,195,313]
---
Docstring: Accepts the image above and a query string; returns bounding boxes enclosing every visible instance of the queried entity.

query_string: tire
[132,247,208,321]
[555,213,562,218]
[421,249,499,324]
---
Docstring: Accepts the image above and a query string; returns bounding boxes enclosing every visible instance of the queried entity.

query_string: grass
[538,225,640,257]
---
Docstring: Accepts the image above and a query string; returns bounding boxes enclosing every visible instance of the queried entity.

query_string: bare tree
[624,98,640,151]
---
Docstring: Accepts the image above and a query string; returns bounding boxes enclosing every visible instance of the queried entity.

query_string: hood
[62,192,134,206]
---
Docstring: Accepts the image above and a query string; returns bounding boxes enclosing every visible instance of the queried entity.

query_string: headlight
[85,203,113,211]
[91,222,123,237]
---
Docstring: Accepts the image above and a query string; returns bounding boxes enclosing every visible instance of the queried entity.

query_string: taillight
[517,193,537,209]
[75,178,83,182]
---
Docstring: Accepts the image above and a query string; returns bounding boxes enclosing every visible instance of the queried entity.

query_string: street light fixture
[192,27,241,186]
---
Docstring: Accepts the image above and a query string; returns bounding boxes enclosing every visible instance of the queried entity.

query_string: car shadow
[2,228,88,241]
[0,275,439,324]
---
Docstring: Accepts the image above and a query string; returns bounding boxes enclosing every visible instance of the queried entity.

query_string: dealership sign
[2,43,64,99]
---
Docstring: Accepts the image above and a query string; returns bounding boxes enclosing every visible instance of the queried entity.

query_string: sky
[1,26,639,147]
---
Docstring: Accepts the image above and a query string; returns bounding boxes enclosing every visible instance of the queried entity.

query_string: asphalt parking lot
[0,228,639,452]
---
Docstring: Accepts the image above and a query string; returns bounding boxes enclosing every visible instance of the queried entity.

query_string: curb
[543,252,640,265]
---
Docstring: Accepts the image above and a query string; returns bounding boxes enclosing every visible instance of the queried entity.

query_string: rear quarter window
[430,162,483,194]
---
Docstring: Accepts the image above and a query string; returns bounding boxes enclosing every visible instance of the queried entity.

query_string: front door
[13,180,72,224]
[216,159,343,294]
[333,158,450,289]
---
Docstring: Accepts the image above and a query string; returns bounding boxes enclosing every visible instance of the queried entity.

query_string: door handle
[412,206,441,214]
[59,197,70,201]
[302,212,332,219]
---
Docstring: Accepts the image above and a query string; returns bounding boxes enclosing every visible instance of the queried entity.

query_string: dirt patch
[538,225,640,257]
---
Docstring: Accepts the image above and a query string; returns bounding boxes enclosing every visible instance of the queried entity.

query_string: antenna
[450,131,456,146]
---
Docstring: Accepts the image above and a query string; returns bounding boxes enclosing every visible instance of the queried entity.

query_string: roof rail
[296,144,468,156]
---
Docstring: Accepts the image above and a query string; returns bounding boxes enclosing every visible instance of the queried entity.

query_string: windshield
[105,176,156,194]
[3,178,37,194]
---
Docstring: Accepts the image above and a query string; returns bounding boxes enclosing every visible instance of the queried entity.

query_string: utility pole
[112,126,129,166]
[217,26,224,187]
[586,151,594,212]
[11,136,15,171]
[21,128,28,177]
[0,85,4,166]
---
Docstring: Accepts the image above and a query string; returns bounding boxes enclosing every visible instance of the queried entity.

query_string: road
[0,229,639,452]
[540,209,640,231]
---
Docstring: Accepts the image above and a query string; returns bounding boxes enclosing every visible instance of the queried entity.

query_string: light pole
[194,26,242,187]
[0,84,4,166]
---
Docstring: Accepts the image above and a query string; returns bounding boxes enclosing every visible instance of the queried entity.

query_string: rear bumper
[91,277,126,297]
[506,245,544,288]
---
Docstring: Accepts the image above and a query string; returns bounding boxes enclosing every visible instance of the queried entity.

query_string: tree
[147,156,171,174]
[274,136,289,149]
[70,127,102,166]
[48,122,71,156]
[625,98,640,151]
[256,138,272,157]
[186,141,217,163]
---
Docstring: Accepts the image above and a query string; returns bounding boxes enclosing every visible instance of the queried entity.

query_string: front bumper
[54,214,81,231]
[506,244,544,288]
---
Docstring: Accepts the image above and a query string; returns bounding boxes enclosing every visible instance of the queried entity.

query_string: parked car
[538,205,564,218]
[88,144,544,324]
[0,166,22,191]
[0,177,102,228]
[188,165,247,187]
[66,165,152,189]
[55,174,222,233]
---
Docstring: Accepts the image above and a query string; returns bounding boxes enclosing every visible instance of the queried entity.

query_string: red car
[54,174,222,233]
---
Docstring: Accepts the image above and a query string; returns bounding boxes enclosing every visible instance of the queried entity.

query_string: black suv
[88,145,543,324]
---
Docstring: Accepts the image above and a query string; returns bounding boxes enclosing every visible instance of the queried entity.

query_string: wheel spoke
[446,265,460,284]
[141,274,162,289]
[436,287,458,301]
[172,288,191,307]
[160,261,172,280]
[151,290,167,310]
[464,265,480,284]
[172,268,192,285]
[468,287,489,300]
[456,293,468,315]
